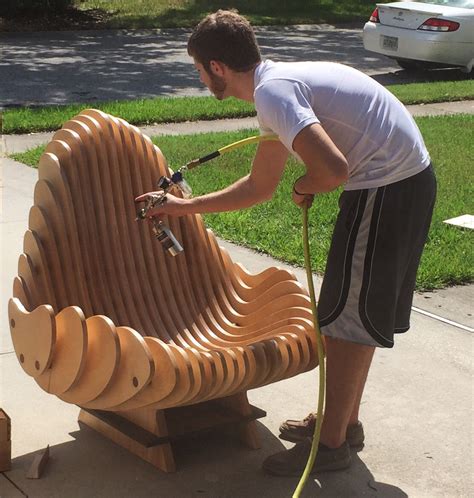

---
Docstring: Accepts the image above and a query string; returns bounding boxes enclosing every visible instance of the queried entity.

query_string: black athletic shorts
[318,164,437,348]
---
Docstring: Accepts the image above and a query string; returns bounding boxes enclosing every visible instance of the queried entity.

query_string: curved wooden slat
[28,205,70,311]
[17,253,40,310]
[58,315,120,405]
[23,229,58,312]
[113,337,179,412]
[151,345,202,409]
[36,306,87,395]
[13,276,32,310]
[83,326,154,410]
[8,298,55,377]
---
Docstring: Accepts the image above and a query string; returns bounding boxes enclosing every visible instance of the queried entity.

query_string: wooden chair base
[78,392,265,472]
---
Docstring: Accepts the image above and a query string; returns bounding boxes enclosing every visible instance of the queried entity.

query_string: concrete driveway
[0,22,473,498]
[0,24,471,107]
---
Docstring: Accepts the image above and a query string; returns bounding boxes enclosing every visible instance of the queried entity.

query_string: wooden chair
[9,109,318,472]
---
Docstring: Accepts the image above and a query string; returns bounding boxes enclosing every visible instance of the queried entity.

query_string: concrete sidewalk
[1,103,473,496]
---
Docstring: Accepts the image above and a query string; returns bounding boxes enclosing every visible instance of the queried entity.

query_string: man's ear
[209,60,226,76]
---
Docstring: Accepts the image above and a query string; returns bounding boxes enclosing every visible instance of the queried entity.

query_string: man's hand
[134,192,190,219]
[292,176,314,209]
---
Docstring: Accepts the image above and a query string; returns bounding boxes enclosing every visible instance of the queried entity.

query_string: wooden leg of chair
[239,419,261,450]
[78,407,176,473]
[216,392,261,450]
[122,408,176,472]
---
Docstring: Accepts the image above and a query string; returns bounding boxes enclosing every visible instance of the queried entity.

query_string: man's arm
[135,140,289,217]
[292,123,349,200]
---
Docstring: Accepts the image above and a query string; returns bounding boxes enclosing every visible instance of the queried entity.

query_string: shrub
[0,0,75,18]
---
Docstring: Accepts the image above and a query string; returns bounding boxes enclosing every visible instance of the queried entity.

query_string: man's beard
[209,72,227,100]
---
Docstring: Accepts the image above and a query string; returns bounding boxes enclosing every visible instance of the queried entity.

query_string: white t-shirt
[254,60,431,190]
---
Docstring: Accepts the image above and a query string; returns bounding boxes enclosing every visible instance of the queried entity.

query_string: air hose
[177,134,279,172]
[174,134,326,496]
[292,202,326,498]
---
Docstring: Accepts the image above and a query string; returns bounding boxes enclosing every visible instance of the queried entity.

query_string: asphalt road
[0,24,471,107]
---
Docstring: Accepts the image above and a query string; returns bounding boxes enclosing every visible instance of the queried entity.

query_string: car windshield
[410,0,474,8]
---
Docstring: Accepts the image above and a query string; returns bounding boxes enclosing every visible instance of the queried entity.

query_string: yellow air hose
[179,134,326,496]
[292,202,326,498]
[178,134,279,171]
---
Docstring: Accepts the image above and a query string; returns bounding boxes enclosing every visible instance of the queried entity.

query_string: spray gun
[135,162,200,255]
[135,134,279,256]
[135,198,183,256]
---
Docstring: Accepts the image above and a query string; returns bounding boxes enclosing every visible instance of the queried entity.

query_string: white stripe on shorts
[320,188,383,347]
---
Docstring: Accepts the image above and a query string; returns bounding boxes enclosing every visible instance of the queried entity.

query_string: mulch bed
[0,7,111,32]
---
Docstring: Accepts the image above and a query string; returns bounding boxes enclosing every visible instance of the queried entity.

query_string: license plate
[381,35,398,51]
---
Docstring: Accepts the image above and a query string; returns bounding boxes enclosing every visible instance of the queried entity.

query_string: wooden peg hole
[10,319,15,328]
[35,361,40,370]
[132,377,139,388]
[20,354,25,363]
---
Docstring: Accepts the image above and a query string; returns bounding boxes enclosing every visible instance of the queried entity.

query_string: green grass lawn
[76,0,378,29]
[3,80,474,134]
[1,97,254,134]
[11,114,473,291]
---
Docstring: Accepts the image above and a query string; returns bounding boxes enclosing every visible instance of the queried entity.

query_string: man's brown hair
[187,10,261,72]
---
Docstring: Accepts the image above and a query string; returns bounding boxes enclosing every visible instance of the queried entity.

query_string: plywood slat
[9,298,56,377]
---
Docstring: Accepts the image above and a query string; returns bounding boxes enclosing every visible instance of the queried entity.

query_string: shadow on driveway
[0,26,471,108]
[6,421,408,497]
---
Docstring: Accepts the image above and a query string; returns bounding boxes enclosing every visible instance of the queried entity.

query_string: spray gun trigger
[171,171,183,183]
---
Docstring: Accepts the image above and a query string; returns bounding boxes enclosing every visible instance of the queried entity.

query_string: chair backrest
[18,109,236,340]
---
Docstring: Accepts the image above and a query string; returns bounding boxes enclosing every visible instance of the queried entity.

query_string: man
[136,10,436,476]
